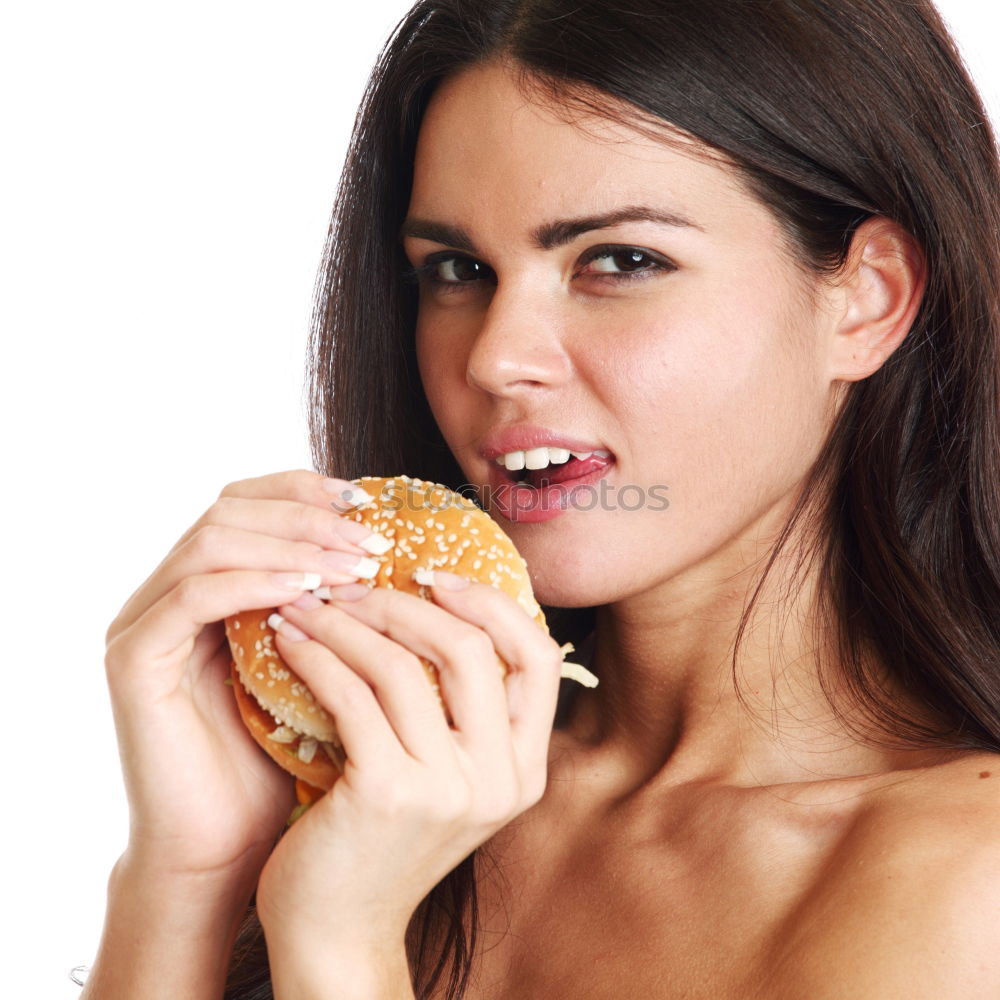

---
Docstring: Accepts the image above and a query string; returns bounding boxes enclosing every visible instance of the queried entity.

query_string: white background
[3,1,997,994]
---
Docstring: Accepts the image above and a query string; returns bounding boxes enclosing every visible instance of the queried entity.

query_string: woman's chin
[531,575,620,612]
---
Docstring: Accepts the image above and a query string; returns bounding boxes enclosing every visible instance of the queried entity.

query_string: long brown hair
[226,2,1000,997]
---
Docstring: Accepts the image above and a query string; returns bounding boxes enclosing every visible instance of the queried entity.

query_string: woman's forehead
[409,62,771,245]
[416,61,716,172]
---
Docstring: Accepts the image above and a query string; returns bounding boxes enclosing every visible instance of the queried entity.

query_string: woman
[83,1,1000,997]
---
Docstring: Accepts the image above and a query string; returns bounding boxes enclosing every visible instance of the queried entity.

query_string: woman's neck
[558,558,937,795]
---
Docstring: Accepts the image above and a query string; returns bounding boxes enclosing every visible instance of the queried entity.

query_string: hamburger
[225,475,595,802]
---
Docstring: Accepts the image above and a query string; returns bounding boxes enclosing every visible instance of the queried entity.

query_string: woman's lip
[482,456,616,523]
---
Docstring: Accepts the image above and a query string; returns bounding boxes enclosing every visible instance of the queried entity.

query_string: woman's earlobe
[827,217,926,383]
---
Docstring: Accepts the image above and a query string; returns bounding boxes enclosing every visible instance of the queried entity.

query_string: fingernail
[331,517,380,548]
[327,484,375,511]
[413,569,470,590]
[291,592,324,610]
[358,532,393,556]
[319,551,381,579]
[271,572,323,591]
[317,583,371,602]
[321,477,358,495]
[267,613,309,641]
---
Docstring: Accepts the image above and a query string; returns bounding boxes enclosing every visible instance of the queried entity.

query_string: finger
[217,468,374,514]
[110,470,374,640]
[275,601,459,764]
[164,524,378,603]
[174,496,377,555]
[113,514,385,641]
[413,573,563,761]
[107,569,326,689]
[296,588,512,757]
[270,631,416,777]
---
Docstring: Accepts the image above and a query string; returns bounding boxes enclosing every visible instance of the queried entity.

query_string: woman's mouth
[486,449,616,523]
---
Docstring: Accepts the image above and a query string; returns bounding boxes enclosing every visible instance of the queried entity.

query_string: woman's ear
[825,216,926,383]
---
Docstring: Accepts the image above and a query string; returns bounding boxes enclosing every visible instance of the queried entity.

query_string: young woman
[83,1,1000,997]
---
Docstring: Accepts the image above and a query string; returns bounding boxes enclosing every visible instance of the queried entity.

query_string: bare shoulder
[768,751,1000,998]
[863,748,1000,835]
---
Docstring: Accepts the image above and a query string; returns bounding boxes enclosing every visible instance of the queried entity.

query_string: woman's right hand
[103,469,379,883]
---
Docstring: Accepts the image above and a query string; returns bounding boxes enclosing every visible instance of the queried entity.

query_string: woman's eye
[405,245,671,292]
[577,246,672,279]
[429,255,494,284]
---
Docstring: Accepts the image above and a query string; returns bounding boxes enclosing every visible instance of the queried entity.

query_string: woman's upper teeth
[496,447,611,471]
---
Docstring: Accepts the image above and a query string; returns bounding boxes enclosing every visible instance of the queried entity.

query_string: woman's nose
[464,282,572,398]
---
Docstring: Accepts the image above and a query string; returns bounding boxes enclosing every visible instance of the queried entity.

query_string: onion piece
[298,738,319,763]
[560,660,599,688]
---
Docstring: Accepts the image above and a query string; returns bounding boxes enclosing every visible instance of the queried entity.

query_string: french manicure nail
[267,613,309,641]
[319,551,381,578]
[291,592,324,611]
[328,484,375,511]
[312,584,370,601]
[271,572,323,591]
[321,477,358,494]
[324,583,372,602]
[413,569,470,590]
[358,532,393,556]
[331,517,379,546]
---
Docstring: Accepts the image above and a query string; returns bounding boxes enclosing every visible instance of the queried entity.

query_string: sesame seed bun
[226,475,548,791]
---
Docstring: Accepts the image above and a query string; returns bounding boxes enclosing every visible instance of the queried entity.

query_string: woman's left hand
[253,571,564,960]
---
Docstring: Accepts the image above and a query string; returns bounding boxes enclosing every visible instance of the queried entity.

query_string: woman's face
[405,62,841,610]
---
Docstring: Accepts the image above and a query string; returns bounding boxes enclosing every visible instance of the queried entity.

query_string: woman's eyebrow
[532,205,704,249]
[400,204,703,252]
[400,219,477,252]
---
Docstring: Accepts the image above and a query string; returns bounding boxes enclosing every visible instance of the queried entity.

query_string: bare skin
[461,735,1000,999]
[405,62,1000,996]
[87,469,564,1000]
[87,57,1000,1000]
